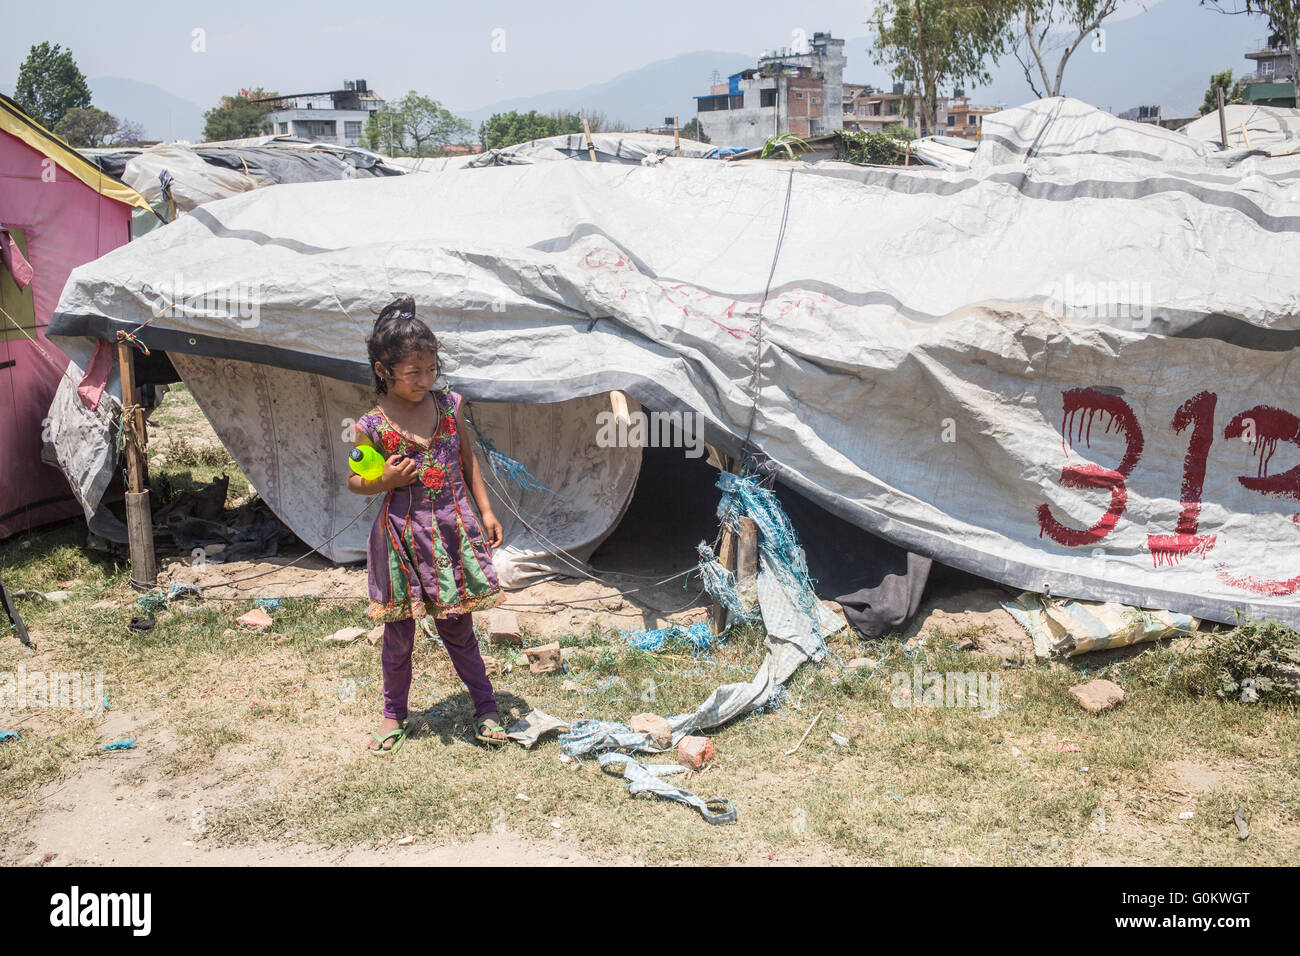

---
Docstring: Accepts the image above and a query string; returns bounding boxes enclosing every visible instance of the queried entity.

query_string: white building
[263,80,385,147]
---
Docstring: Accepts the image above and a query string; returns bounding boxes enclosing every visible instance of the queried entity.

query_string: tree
[53,107,118,147]
[1198,69,1248,114]
[53,108,146,147]
[680,117,710,143]
[14,42,92,130]
[1203,1,1300,107]
[871,0,1012,135]
[364,92,472,156]
[477,110,579,150]
[1008,1,1125,99]
[202,89,280,142]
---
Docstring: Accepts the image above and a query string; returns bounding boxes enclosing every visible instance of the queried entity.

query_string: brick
[1069,679,1126,713]
[236,608,273,630]
[488,609,523,646]
[677,735,715,770]
[525,641,563,675]
[628,713,672,749]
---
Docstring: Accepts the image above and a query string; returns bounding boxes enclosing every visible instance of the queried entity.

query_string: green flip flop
[475,718,509,747]
[369,724,406,755]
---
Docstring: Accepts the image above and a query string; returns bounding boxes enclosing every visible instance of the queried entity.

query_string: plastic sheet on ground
[598,752,738,824]
[1003,592,1199,659]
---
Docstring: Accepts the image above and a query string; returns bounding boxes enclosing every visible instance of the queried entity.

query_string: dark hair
[367,294,440,395]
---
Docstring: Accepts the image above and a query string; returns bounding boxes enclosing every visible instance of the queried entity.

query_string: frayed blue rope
[617,621,723,655]
[463,410,561,497]
[696,541,759,623]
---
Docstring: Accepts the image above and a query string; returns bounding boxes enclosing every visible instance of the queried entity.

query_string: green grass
[2,383,1298,863]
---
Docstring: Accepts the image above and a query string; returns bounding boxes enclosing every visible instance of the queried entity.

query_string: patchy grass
[3,380,1298,863]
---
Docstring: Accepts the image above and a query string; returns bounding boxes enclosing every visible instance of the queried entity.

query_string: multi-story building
[1241,33,1298,106]
[262,80,386,147]
[694,33,845,148]
[841,84,999,140]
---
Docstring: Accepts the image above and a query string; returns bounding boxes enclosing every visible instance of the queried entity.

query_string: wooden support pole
[710,522,737,635]
[1217,87,1228,150]
[673,116,681,156]
[582,117,597,163]
[709,454,737,635]
[736,516,758,587]
[117,335,156,589]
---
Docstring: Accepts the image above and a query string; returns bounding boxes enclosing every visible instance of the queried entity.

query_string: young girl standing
[348,295,508,752]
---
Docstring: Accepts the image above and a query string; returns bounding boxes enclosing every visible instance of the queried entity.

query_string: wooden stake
[710,522,737,635]
[673,116,680,156]
[117,335,156,589]
[1217,87,1228,150]
[736,516,758,587]
[709,454,737,635]
[581,117,597,163]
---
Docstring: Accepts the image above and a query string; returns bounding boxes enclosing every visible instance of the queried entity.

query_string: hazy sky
[4,0,1191,113]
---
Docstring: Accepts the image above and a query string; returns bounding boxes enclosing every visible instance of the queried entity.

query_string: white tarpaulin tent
[47,98,1300,626]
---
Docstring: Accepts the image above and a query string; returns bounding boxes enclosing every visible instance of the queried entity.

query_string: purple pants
[381,612,497,722]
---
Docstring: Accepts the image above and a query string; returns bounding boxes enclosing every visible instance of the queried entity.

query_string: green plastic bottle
[349,445,385,482]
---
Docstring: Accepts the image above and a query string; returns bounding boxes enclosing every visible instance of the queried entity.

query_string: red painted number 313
[1037,387,1300,596]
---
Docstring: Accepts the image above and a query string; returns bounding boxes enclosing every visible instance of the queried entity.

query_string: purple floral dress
[354,386,503,623]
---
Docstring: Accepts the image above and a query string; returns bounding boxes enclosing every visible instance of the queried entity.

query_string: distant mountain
[1,76,204,141]
[457,50,755,130]
[83,76,205,142]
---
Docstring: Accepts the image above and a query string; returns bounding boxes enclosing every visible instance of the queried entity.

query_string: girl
[348,295,508,753]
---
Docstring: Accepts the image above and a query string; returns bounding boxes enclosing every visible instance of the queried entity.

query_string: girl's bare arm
[347,440,418,495]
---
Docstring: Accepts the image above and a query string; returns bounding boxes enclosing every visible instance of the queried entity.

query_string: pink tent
[0,94,147,538]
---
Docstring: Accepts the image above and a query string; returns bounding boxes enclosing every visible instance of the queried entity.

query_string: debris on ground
[1005,592,1197,659]
[487,609,522,646]
[599,752,737,825]
[505,710,570,749]
[0,731,20,743]
[236,608,274,631]
[784,710,823,756]
[1069,679,1127,713]
[525,641,563,675]
[322,626,366,644]
[366,624,384,645]
[628,713,673,749]
[1234,808,1249,841]
[678,735,716,770]
[102,737,137,751]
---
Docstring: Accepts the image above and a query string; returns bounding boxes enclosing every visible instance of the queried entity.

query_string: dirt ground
[3,387,1297,867]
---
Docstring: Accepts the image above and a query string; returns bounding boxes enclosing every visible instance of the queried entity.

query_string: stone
[677,735,715,770]
[846,657,876,669]
[1068,679,1126,713]
[367,624,385,646]
[43,591,70,603]
[628,713,672,749]
[236,608,273,630]
[561,680,583,692]
[525,641,563,675]
[323,626,366,644]
[487,609,523,646]
[482,655,502,676]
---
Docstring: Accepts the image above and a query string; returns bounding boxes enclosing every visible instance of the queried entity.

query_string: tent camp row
[10,95,1300,633]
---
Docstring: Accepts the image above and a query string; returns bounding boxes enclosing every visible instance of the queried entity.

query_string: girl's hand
[381,454,419,489]
[481,513,503,550]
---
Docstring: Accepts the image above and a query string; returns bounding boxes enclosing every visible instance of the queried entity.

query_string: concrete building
[262,80,386,147]
[842,84,999,140]
[1242,33,1298,106]
[694,33,845,148]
